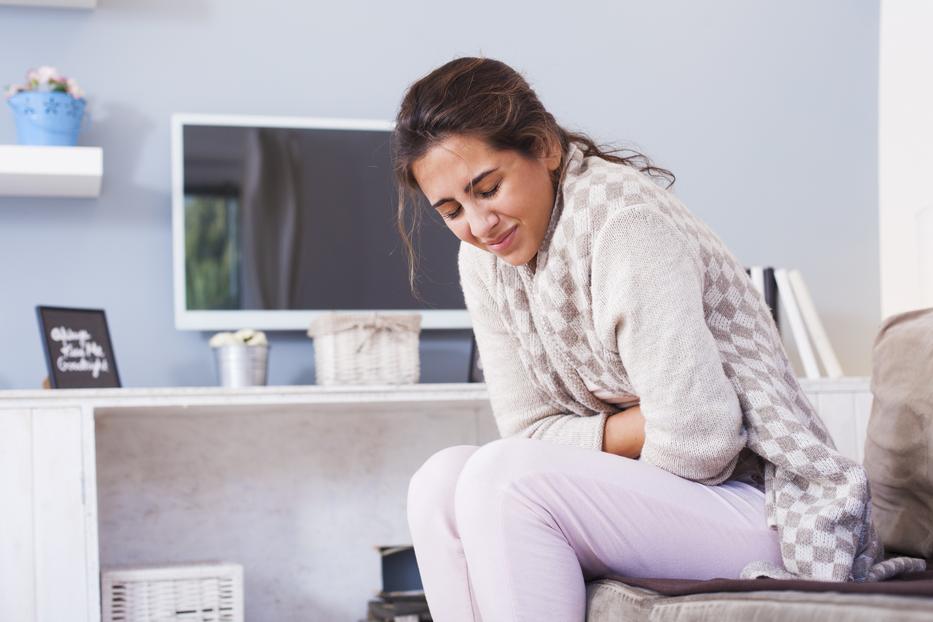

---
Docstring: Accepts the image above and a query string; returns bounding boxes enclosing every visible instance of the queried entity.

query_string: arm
[459,244,609,450]
[603,405,645,459]
[592,205,746,484]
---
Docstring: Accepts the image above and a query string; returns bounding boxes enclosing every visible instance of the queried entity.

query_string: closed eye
[440,184,499,220]
[479,183,499,199]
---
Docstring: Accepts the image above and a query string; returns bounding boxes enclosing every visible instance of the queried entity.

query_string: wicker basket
[101,562,243,622]
[307,312,421,385]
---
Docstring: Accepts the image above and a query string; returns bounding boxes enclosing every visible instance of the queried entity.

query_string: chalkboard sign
[36,305,121,389]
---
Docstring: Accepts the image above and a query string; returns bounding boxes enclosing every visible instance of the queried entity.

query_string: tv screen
[171,115,469,330]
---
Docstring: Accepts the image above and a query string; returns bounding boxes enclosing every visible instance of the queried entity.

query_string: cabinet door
[33,407,91,622]
[0,407,91,622]
[0,408,36,622]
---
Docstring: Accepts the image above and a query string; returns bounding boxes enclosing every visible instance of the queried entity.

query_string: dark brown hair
[393,56,674,291]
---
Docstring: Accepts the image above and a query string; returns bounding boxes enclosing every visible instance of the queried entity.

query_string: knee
[454,437,542,509]
[407,445,478,527]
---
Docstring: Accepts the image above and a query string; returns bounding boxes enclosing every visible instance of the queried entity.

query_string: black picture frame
[36,305,122,389]
[468,334,484,383]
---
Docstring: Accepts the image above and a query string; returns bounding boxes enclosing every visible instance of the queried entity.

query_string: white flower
[66,77,84,99]
[33,65,61,85]
[15,66,83,98]
[209,332,238,348]
[233,328,255,341]
[233,328,267,346]
[248,332,268,346]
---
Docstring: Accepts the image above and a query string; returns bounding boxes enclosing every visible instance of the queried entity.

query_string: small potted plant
[5,65,87,146]
[209,329,269,387]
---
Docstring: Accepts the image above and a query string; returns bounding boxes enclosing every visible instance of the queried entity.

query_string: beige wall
[879,0,933,317]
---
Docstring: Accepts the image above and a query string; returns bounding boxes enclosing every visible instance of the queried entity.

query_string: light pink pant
[407,438,782,622]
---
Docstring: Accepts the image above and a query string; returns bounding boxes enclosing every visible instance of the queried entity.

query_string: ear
[539,132,563,173]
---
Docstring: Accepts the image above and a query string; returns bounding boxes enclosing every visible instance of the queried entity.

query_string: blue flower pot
[7,91,86,146]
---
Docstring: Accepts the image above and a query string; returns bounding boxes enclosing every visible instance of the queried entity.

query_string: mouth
[486,226,518,252]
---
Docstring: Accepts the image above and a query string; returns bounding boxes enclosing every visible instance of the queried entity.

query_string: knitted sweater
[459,141,925,582]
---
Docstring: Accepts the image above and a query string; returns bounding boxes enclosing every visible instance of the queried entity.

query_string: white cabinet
[0,379,871,621]
[0,384,495,622]
[0,406,96,622]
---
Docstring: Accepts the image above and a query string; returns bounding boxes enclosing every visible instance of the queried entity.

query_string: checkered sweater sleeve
[592,204,747,484]
[459,243,609,449]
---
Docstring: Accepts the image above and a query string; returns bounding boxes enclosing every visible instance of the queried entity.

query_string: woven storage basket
[307,312,421,385]
[101,562,243,622]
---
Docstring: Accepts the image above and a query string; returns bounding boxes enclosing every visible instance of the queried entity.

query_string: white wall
[879,0,933,316]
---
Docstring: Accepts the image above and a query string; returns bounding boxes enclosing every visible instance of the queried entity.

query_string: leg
[454,437,782,622]
[407,445,482,622]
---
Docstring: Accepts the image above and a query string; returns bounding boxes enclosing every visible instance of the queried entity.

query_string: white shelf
[0,145,102,198]
[0,382,492,411]
[0,0,96,7]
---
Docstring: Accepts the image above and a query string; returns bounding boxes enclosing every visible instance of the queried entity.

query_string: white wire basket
[307,312,421,385]
[101,562,243,622]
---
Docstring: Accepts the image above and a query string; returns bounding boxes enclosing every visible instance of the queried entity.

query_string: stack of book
[745,266,843,379]
[364,598,431,622]
[362,545,431,622]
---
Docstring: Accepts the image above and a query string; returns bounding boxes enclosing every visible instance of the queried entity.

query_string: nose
[465,202,500,240]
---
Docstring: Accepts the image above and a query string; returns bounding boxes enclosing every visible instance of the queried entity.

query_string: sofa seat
[585,572,933,622]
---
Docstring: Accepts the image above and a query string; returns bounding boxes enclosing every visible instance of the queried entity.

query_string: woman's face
[411,134,562,266]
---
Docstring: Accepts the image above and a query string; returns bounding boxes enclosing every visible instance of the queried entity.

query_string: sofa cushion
[866,307,933,559]
[586,575,933,622]
[598,570,933,597]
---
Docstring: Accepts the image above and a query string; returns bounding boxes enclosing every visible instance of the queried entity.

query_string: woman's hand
[602,405,645,459]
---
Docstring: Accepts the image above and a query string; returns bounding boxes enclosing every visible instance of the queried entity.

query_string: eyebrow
[430,168,498,209]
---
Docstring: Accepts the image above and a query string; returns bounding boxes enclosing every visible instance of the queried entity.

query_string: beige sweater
[460,170,747,484]
[459,141,925,582]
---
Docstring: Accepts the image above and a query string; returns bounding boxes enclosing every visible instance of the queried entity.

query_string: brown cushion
[865,308,933,558]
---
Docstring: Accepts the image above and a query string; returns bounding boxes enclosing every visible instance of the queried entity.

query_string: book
[749,266,765,297]
[787,269,843,378]
[745,266,779,328]
[763,267,779,327]
[377,545,424,600]
[774,268,821,379]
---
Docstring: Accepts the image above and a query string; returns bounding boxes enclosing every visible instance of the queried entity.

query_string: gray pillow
[865,308,933,558]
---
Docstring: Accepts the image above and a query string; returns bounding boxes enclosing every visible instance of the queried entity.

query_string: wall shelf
[0,145,102,198]
[0,0,97,8]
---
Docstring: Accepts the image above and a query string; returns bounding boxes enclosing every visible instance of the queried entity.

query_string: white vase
[213,344,269,387]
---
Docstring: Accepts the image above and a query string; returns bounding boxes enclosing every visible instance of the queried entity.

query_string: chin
[499,249,533,267]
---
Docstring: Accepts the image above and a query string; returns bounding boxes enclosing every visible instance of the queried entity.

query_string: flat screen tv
[171,114,469,330]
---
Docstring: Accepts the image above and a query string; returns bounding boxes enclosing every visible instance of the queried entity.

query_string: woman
[393,57,921,622]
